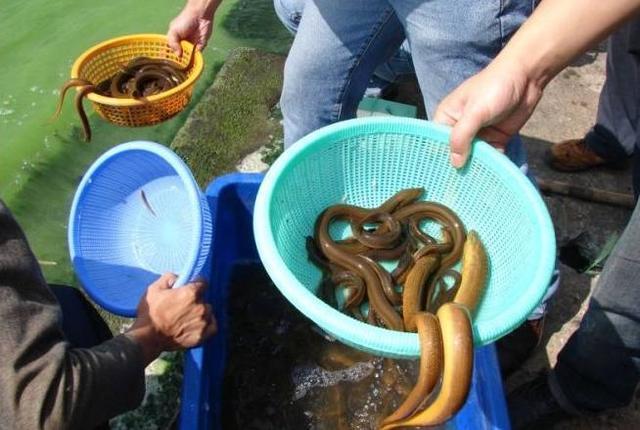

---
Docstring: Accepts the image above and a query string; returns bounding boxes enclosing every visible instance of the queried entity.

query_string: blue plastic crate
[179,172,511,430]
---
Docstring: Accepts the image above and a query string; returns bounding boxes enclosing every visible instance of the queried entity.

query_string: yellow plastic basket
[70,34,204,127]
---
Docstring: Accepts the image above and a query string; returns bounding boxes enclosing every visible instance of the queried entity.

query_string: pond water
[0,0,291,284]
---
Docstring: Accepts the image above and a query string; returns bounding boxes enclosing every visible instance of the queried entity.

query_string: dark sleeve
[0,201,146,430]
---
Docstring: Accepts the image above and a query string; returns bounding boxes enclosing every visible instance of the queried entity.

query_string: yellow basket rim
[70,33,203,107]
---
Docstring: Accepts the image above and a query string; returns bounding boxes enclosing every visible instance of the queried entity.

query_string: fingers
[151,272,178,290]
[432,101,459,127]
[433,94,480,168]
[448,107,489,169]
[433,71,517,168]
[132,273,216,355]
[186,278,207,300]
[193,303,217,344]
[203,304,218,338]
[167,29,183,57]
[476,127,511,152]
[180,303,216,348]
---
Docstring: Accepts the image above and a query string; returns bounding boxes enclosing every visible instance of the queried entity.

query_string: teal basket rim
[254,117,556,357]
[68,140,207,316]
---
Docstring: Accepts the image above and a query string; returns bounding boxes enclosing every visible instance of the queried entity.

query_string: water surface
[221,264,448,430]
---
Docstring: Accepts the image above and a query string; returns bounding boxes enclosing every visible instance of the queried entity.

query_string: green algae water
[0,0,291,284]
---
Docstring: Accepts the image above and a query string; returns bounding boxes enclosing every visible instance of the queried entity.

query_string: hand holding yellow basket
[69,33,204,129]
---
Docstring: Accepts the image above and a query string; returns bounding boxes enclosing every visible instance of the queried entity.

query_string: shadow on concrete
[520,134,630,359]
[543,265,592,351]
[570,43,607,68]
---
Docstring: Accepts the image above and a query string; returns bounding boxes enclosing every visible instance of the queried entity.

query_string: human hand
[126,273,216,364]
[433,59,545,168]
[167,4,215,57]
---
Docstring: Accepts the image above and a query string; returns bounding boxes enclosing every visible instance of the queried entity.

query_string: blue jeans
[550,199,640,413]
[278,0,535,151]
[274,0,415,85]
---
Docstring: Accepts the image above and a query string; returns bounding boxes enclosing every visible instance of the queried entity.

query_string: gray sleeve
[0,201,146,430]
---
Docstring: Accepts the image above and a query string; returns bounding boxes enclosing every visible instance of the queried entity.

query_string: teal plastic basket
[253,117,555,358]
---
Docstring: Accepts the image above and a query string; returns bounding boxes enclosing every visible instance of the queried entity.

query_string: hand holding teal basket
[253,117,555,358]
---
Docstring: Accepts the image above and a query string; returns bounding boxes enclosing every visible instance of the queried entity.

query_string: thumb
[449,106,491,169]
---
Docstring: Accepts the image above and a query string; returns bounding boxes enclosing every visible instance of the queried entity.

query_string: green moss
[260,103,284,166]
[171,48,285,186]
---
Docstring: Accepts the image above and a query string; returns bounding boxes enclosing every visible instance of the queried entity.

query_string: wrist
[125,324,164,365]
[185,0,220,19]
[490,46,548,101]
[505,47,558,93]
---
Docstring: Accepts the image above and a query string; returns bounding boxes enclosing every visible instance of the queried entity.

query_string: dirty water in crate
[220,263,448,430]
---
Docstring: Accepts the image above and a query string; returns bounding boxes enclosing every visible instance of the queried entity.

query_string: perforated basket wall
[254,117,556,358]
[70,34,203,127]
[69,141,212,317]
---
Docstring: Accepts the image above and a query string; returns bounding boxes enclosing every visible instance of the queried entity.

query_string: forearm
[183,0,221,18]
[498,0,640,88]
[1,336,145,429]
[125,325,164,365]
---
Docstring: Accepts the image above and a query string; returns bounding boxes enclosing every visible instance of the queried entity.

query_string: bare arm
[434,0,640,168]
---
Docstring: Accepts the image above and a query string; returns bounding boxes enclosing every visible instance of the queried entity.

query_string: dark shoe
[547,138,608,172]
[508,373,572,430]
[496,317,544,378]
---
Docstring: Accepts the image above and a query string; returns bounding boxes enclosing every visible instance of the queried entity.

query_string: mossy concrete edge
[170,47,285,187]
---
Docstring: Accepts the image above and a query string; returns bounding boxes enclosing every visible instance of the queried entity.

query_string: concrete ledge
[171,47,285,186]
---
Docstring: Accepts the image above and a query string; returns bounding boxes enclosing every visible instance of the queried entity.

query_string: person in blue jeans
[433,0,640,427]
[167,0,556,375]
[274,0,534,153]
